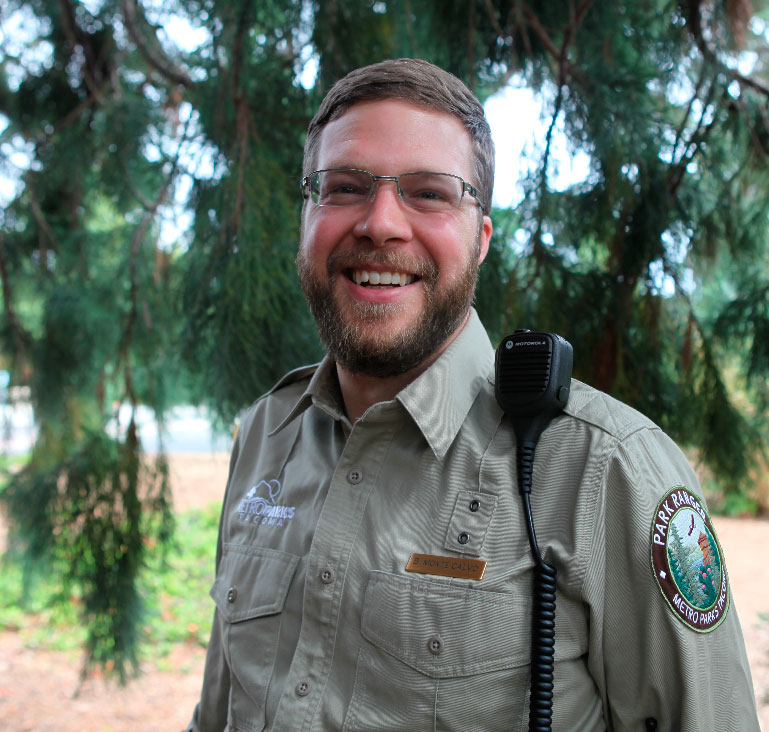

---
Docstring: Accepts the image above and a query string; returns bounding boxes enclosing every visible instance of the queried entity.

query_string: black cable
[495,330,572,732]
[518,441,557,732]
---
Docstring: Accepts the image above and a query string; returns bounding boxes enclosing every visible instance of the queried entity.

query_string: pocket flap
[361,571,531,678]
[210,543,299,623]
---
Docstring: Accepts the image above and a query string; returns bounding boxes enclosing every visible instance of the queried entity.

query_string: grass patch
[0,501,220,664]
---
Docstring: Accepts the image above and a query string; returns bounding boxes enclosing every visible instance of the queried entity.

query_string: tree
[0,0,767,677]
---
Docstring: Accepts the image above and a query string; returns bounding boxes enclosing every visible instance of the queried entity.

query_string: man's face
[297,98,492,378]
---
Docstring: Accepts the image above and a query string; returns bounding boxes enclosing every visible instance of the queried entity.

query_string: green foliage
[140,502,220,657]
[0,502,219,662]
[1,426,173,680]
[714,490,760,517]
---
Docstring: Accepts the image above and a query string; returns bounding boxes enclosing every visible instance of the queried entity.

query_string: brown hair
[303,58,494,213]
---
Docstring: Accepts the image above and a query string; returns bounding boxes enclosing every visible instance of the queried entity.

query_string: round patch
[650,486,729,632]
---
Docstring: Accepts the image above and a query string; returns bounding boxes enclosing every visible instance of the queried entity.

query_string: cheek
[418,221,477,277]
[301,212,348,261]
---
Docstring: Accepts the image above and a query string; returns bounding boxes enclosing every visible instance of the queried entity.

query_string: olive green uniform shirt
[187,309,758,732]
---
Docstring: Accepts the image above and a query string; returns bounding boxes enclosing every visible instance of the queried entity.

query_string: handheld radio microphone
[494,329,573,732]
[495,330,572,454]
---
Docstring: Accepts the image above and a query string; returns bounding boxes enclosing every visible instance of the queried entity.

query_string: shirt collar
[269,356,348,436]
[270,308,494,457]
[396,308,494,459]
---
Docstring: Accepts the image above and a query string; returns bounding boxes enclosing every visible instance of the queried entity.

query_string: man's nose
[351,179,413,245]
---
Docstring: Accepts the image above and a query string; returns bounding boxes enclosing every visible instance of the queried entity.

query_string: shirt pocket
[210,543,300,732]
[342,570,533,732]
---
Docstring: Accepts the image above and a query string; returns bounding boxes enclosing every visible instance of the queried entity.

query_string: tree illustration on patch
[668,522,698,605]
[668,517,709,608]
[667,522,689,594]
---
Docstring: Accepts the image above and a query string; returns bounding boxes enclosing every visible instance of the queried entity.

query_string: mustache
[325,248,438,280]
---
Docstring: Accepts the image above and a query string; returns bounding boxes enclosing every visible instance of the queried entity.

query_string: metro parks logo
[650,486,729,632]
[236,478,296,528]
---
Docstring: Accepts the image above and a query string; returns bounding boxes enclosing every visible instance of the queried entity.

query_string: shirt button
[428,635,444,655]
[457,532,470,545]
[469,499,481,512]
[227,587,238,603]
[296,679,311,696]
[347,469,363,484]
[320,567,335,584]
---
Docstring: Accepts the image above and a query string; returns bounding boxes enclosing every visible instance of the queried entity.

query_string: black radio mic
[495,330,572,457]
[494,329,573,732]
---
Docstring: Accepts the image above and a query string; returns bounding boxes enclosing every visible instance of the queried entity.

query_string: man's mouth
[348,269,418,287]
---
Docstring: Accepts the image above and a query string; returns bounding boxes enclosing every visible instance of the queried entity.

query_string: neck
[336,311,471,422]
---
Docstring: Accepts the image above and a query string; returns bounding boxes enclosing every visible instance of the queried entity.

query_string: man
[186,59,759,731]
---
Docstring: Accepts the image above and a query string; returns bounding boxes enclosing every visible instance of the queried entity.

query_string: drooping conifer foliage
[0,0,767,675]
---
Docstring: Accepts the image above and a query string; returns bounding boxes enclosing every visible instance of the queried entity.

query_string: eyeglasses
[301,168,485,213]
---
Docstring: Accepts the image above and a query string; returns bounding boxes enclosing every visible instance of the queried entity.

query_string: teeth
[351,270,414,287]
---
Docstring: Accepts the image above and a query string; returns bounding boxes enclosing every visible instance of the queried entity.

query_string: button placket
[443,490,498,556]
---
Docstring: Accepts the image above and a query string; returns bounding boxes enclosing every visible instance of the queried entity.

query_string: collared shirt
[187,310,759,732]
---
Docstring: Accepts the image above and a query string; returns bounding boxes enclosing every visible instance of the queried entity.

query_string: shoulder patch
[650,486,730,632]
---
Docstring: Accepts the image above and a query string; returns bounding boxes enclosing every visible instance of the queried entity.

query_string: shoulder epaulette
[564,379,658,440]
[265,363,319,396]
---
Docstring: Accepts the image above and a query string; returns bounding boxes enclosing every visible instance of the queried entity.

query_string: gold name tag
[405,553,487,581]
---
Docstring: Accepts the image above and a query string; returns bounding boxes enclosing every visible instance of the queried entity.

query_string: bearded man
[186,58,758,732]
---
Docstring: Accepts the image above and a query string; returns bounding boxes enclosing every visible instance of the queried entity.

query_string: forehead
[316,98,474,179]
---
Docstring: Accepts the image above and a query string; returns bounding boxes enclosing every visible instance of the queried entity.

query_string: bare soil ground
[1,452,768,731]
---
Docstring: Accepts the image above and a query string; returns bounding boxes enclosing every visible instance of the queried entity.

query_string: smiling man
[186,59,758,732]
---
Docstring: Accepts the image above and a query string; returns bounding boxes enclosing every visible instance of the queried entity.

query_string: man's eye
[321,175,369,200]
[413,189,448,201]
[330,183,366,195]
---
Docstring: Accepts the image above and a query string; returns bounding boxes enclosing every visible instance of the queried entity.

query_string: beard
[296,241,480,379]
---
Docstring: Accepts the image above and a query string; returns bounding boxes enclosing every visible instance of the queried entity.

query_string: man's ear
[477,215,492,265]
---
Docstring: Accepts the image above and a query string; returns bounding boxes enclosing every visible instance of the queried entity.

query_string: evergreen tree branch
[668,77,722,194]
[483,0,504,36]
[733,94,769,164]
[524,0,596,256]
[28,192,62,267]
[0,235,32,377]
[116,104,191,400]
[229,8,254,240]
[520,0,595,84]
[120,0,193,89]
[467,2,476,91]
[520,3,561,60]
[672,64,709,165]
[55,0,110,105]
[685,0,769,100]
[117,179,170,407]
[403,0,419,56]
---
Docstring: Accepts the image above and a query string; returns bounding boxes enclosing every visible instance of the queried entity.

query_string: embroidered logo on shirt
[650,486,729,632]
[236,479,296,528]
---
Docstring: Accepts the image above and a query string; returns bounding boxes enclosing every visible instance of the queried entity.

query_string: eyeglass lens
[310,170,465,211]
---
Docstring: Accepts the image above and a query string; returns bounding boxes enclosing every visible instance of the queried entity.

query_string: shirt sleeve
[584,425,759,731]
[184,430,244,732]
[185,608,230,732]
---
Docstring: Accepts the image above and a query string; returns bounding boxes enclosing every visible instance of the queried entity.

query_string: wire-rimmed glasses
[301,168,485,213]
